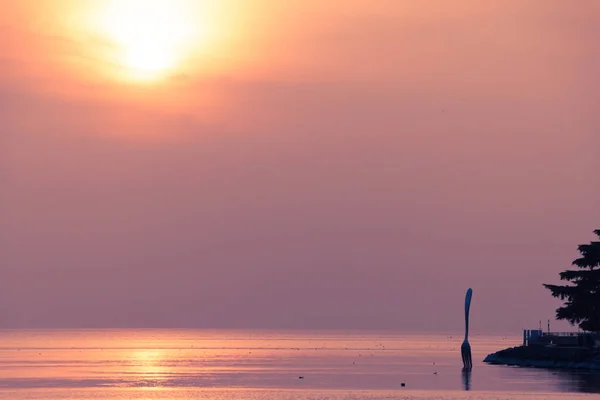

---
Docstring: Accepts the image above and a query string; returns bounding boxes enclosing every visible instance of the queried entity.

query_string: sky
[1,0,599,333]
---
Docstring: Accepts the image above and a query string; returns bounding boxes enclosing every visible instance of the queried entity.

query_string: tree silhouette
[543,229,600,332]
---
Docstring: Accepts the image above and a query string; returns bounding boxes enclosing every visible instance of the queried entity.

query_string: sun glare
[97,0,200,79]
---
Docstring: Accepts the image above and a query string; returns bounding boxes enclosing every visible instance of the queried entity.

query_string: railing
[524,330,600,346]
[541,332,582,337]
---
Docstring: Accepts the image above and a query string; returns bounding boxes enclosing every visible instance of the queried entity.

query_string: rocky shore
[484,345,600,370]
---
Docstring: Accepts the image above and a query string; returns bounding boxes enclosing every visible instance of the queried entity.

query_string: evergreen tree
[543,229,600,332]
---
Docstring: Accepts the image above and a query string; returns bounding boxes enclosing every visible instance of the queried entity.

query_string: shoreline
[484,345,600,371]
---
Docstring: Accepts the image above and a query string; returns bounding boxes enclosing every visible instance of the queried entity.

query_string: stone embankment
[484,345,600,370]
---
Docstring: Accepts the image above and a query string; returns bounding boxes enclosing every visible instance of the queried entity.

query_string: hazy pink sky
[1,1,599,333]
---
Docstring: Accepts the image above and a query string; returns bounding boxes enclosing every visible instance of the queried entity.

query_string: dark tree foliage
[543,229,600,332]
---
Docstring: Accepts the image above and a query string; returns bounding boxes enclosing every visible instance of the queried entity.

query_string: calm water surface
[0,330,598,399]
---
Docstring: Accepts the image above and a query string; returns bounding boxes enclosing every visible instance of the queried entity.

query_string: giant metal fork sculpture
[461,288,473,371]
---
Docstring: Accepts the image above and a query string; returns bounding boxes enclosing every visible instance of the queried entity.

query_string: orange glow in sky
[1,1,599,332]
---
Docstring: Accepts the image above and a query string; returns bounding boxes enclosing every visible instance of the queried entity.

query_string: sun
[97,0,199,79]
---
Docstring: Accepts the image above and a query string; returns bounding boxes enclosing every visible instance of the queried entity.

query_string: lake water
[0,330,598,399]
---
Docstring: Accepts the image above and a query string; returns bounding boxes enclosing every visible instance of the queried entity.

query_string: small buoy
[401,383,406,387]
